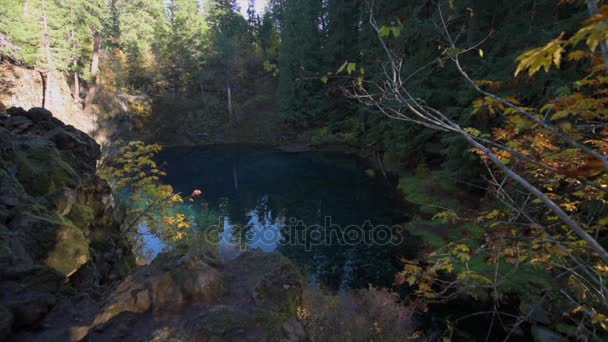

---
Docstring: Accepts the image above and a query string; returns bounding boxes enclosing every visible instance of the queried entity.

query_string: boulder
[44,124,101,174]
[10,212,90,276]
[16,107,53,122]
[0,168,25,207]
[91,250,224,327]
[5,115,32,134]
[232,251,303,316]
[47,187,77,217]
[14,138,79,196]
[194,305,252,336]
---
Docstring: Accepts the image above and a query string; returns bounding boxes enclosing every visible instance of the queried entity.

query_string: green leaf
[337,61,348,74]
[320,76,328,84]
[463,127,481,136]
[346,62,357,75]
[391,26,402,37]
[478,49,484,58]
[379,26,391,37]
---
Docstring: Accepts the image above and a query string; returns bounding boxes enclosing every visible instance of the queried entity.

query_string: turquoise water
[155,145,417,290]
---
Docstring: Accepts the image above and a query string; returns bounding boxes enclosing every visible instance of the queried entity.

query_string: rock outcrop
[79,249,306,342]
[0,107,135,340]
[0,107,308,341]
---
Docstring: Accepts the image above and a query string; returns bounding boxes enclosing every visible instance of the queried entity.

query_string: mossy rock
[14,141,79,196]
[45,222,90,276]
[93,251,224,327]
[0,168,26,207]
[230,251,304,317]
[196,305,252,336]
[11,212,89,276]
[65,203,95,229]
[253,264,302,315]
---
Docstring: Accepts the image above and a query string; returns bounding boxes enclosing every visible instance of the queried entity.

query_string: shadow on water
[155,144,419,290]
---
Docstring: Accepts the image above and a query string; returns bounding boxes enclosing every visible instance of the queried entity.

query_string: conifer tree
[277,0,324,127]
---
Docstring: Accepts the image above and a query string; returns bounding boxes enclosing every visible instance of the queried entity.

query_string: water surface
[155,145,415,289]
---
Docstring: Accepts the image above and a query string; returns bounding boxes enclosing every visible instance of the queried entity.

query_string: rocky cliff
[0,107,307,341]
[0,62,98,137]
[0,107,136,340]
[0,60,151,148]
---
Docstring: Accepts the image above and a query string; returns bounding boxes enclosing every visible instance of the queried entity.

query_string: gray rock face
[0,107,135,339]
[91,250,225,329]
[78,250,307,342]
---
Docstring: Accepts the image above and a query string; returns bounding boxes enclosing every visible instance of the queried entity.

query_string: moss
[252,308,290,339]
[12,210,90,276]
[44,219,90,276]
[197,306,251,335]
[66,203,95,229]
[15,146,78,196]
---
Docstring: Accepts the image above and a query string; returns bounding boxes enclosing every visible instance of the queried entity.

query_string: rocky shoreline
[0,108,307,341]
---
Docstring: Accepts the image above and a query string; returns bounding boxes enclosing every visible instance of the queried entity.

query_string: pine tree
[162,0,208,96]
[278,0,324,127]
[0,0,40,65]
[205,0,248,125]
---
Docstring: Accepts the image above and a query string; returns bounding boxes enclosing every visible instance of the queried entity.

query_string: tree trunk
[41,0,52,109]
[199,79,205,100]
[71,28,80,103]
[73,71,80,103]
[84,31,101,111]
[466,0,481,46]
[73,58,80,103]
[227,80,234,126]
[39,71,47,109]
[586,0,608,70]
[376,151,387,179]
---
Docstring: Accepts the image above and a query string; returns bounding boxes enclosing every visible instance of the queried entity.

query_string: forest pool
[150,144,417,290]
